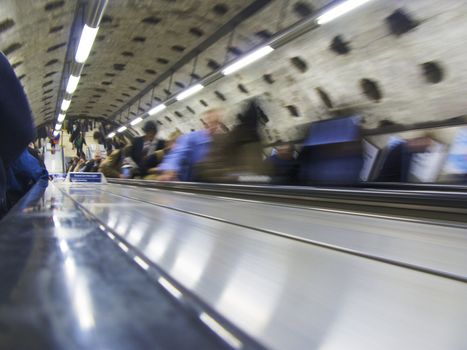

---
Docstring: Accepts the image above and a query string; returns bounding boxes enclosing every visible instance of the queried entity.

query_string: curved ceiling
[2,0,467,144]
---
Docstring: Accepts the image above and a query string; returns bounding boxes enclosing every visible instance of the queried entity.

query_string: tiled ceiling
[69,0,262,120]
[1,0,75,126]
[1,0,323,126]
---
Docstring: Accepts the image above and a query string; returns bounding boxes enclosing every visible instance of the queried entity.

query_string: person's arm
[158,134,192,180]
[0,53,35,167]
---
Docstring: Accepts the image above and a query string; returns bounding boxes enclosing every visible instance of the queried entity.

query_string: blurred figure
[99,136,127,178]
[69,123,80,147]
[50,131,60,155]
[195,100,269,183]
[89,131,108,159]
[159,109,222,181]
[73,131,86,158]
[0,52,36,218]
[27,142,45,169]
[144,130,182,179]
[266,143,299,184]
[129,120,166,177]
[6,148,48,209]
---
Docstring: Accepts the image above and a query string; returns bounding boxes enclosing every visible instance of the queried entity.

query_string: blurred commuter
[73,131,86,158]
[159,109,222,181]
[129,121,166,176]
[144,130,182,180]
[27,142,45,169]
[195,100,269,182]
[89,131,108,159]
[50,131,60,154]
[0,52,36,218]
[266,143,299,184]
[99,136,128,178]
[69,123,80,146]
[6,148,48,209]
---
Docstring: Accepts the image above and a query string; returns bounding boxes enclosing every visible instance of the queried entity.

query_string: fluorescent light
[57,113,66,123]
[61,99,71,111]
[317,0,373,25]
[176,84,204,101]
[130,117,143,126]
[55,123,62,131]
[53,130,60,137]
[66,74,80,94]
[222,45,274,75]
[75,24,99,63]
[148,103,166,116]
[117,126,127,133]
[107,132,116,138]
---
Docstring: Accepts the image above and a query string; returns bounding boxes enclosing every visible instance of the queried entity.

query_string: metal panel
[59,183,467,350]
[0,183,242,350]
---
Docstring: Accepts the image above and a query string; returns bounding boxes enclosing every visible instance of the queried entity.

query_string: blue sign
[69,172,103,183]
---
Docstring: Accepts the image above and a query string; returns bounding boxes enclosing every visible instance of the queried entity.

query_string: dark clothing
[0,53,35,168]
[266,155,299,184]
[0,53,35,218]
[130,137,166,176]
[28,147,45,169]
[74,135,86,157]
[6,149,48,209]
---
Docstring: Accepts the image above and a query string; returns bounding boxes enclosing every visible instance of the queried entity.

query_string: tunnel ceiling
[2,0,467,142]
[1,0,76,126]
[2,0,327,127]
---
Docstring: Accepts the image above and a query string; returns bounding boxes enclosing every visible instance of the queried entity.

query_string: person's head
[276,143,294,160]
[93,131,103,144]
[142,120,158,140]
[203,109,223,135]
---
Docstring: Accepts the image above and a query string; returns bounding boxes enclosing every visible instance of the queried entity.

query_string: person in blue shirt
[158,109,222,181]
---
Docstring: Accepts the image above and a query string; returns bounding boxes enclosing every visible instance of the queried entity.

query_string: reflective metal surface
[0,183,236,350]
[59,183,467,350]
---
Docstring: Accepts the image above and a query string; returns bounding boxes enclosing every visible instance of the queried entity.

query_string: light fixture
[117,126,127,133]
[176,84,204,101]
[66,74,81,94]
[222,45,274,75]
[61,99,71,111]
[53,130,60,137]
[148,103,167,116]
[130,117,143,126]
[57,113,66,123]
[316,0,373,25]
[75,24,99,63]
[55,123,62,131]
[107,132,116,138]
